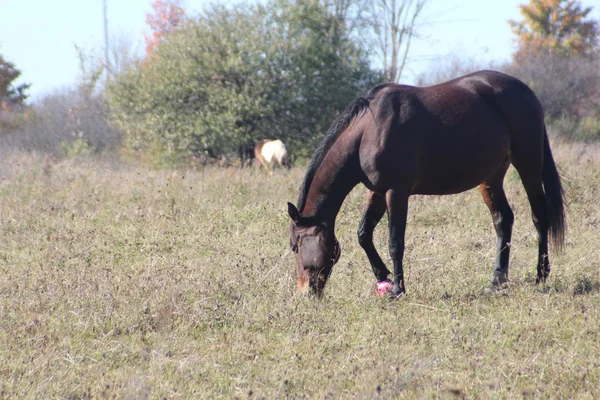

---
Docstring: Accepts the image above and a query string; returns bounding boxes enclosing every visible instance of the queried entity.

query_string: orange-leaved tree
[144,0,186,55]
[509,0,599,59]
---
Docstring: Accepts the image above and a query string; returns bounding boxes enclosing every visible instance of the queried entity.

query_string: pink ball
[375,280,393,296]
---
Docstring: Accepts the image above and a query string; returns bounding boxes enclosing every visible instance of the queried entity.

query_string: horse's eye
[290,235,302,252]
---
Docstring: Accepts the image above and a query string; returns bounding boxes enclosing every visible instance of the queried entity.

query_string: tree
[107,0,381,166]
[509,0,599,58]
[1,53,30,133]
[319,0,370,34]
[506,52,600,119]
[316,0,431,83]
[0,54,29,112]
[145,0,186,55]
[368,0,429,82]
[507,1,600,121]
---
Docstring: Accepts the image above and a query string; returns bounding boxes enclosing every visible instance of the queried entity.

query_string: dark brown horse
[287,70,565,297]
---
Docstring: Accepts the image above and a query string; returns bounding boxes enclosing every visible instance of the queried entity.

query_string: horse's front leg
[358,191,392,288]
[386,190,409,297]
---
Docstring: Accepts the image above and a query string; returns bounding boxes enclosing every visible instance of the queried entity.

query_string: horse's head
[287,202,340,297]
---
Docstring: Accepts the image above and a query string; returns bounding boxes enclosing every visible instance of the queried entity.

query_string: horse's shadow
[527,273,600,295]
[573,276,600,296]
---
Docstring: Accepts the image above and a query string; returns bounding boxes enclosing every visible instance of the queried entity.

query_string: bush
[415,51,600,143]
[548,115,600,142]
[0,88,121,157]
[106,0,382,166]
[506,52,600,120]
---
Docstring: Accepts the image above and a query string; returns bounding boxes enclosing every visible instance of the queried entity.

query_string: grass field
[1,140,599,399]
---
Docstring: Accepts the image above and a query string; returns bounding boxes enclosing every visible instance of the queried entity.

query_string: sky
[1,0,600,101]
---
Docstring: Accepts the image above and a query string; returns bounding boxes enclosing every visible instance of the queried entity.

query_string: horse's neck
[302,133,362,225]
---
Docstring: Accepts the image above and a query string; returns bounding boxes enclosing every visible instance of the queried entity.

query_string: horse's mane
[297,84,392,212]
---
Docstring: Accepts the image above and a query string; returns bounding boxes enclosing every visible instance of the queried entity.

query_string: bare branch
[368,0,430,82]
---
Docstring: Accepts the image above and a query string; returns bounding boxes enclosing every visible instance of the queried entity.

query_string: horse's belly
[261,144,276,163]
[361,114,511,195]
[413,153,507,195]
[412,173,487,195]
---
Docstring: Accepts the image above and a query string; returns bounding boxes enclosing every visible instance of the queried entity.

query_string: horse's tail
[542,127,566,253]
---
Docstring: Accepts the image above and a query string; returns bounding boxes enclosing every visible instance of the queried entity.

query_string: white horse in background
[254,139,290,169]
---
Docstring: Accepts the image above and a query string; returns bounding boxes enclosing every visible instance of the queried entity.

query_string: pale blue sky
[1,0,599,100]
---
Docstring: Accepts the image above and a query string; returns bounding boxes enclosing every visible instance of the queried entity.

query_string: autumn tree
[145,0,186,55]
[507,0,600,123]
[509,0,599,58]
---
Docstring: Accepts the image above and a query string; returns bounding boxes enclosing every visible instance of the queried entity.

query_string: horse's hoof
[389,284,405,298]
[492,272,509,288]
[491,280,510,289]
[375,280,393,296]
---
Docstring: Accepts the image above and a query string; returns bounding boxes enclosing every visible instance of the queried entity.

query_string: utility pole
[103,0,110,83]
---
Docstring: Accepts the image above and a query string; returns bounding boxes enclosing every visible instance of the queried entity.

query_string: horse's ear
[287,202,300,223]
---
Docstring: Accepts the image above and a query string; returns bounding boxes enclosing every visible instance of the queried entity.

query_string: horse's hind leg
[357,190,392,282]
[479,158,514,286]
[385,189,409,296]
[510,146,551,283]
[255,156,267,169]
[518,173,550,283]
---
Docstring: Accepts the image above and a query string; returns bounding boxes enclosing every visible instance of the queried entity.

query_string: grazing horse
[255,139,290,169]
[287,70,566,297]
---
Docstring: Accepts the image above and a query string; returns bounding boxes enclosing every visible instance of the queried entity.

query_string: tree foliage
[507,0,600,130]
[107,0,381,166]
[0,54,29,111]
[509,0,599,58]
[1,47,120,155]
[0,53,30,133]
[144,0,186,55]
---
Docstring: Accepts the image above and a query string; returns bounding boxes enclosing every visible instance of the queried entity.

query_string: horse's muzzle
[297,267,330,297]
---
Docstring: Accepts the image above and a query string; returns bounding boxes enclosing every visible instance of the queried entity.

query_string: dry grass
[1,141,599,399]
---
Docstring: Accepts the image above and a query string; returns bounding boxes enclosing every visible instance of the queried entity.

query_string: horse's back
[360,70,544,195]
[450,71,547,166]
[257,139,288,165]
[432,70,544,127]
